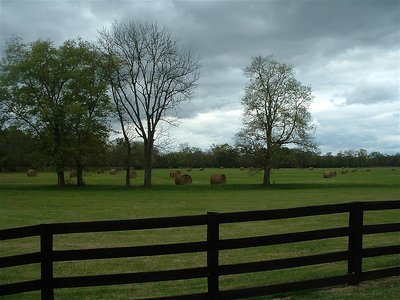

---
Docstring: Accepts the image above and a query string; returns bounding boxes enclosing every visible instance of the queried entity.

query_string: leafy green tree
[0,38,110,186]
[236,56,315,186]
[211,143,239,168]
[0,126,44,171]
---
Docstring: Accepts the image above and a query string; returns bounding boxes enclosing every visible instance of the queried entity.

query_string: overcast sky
[1,0,399,154]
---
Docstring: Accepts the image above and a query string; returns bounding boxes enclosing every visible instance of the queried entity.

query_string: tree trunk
[56,166,65,187]
[76,162,84,187]
[262,149,272,187]
[263,166,271,187]
[143,139,153,189]
[125,138,131,187]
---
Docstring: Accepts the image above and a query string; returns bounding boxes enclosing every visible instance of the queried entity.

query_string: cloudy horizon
[1,0,399,154]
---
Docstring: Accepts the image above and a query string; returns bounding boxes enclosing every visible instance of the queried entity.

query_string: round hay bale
[175,174,192,185]
[129,170,137,179]
[210,174,226,184]
[170,170,181,178]
[69,170,77,178]
[27,168,37,177]
[97,168,104,174]
[110,168,118,175]
[323,170,336,178]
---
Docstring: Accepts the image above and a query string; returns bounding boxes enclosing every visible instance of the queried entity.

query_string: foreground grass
[0,167,399,299]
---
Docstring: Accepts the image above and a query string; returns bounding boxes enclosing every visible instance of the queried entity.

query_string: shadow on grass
[0,181,398,193]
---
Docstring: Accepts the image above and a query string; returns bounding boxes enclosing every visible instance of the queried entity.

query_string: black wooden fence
[1,200,399,299]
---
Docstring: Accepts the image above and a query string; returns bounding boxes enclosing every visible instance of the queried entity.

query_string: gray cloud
[1,0,399,153]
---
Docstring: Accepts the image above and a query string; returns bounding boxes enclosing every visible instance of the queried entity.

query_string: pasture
[1,167,399,299]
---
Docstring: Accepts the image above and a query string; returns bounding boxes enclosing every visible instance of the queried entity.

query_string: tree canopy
[97,21,200,188]
[236,55,315,186]
[0,38,111,186]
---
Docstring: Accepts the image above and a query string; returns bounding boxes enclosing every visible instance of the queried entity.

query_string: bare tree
[236,56,315,186]
[98,21,200,188]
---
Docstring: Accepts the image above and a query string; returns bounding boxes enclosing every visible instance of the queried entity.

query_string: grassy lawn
[0,167,399,299]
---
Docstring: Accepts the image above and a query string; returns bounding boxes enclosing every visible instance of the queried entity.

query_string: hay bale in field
[69,170,77,178]
[129,170,137,179]
[323,170,336,178]
[110,168,118,175]
[341,168,348,174]
[175,174,192,185]
[210,174,226,184]
[27,168,37,177]
[170,170,181,178]
[97,168,104,174]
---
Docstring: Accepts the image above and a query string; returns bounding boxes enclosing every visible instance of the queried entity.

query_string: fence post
[207,212,219,299]
[348,202,364,285]
[40,224,54,300]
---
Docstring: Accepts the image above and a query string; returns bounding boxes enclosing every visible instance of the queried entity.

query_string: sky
[1,0,399,154]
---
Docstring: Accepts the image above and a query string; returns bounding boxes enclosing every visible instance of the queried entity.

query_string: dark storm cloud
[1,0,399,153]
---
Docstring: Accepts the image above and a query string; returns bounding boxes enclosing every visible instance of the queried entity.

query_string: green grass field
[1,167,399,299]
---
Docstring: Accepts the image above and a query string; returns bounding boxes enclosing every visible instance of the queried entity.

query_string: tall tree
[98,21,200,189]
[236,56,315,186]
[0,38,110,186]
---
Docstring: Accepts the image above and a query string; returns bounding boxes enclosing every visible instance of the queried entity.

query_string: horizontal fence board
[0,280,41,296]
[363,201,400,211]
[219,227,349,250]
[217,203,351,223]
[54,267,208,288]
[53,241,208,261]
[363,223,400,234]
[219,251,348,275]
[362,245,400,258]
[0,252,40,268]
[0,225,41,240]
[2,200,400,299]
[361,266,400,281]
[48,215,208,234]
[219,275,349,300]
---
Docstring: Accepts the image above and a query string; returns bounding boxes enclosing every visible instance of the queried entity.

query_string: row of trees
[1,21,200,188]
[1,127,398,173]
[4,20,385,187]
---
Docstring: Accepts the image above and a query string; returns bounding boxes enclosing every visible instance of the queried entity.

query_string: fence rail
[1,200,399,299]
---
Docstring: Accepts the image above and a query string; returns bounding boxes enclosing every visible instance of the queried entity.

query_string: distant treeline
[1,127,399,171]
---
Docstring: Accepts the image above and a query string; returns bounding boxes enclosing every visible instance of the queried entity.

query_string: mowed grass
[0,167,399,299]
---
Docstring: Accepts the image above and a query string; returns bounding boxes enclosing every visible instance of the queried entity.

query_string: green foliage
[236,55,316,186]
[0,37,111,185]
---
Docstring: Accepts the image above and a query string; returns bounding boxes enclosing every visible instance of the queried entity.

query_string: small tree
[236,56,315,186]
[98,21,200,189]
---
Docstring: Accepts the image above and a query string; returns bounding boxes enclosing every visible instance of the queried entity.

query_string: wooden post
[40,225,54,300]
[207,212,219,299]
[348,202,364,285]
